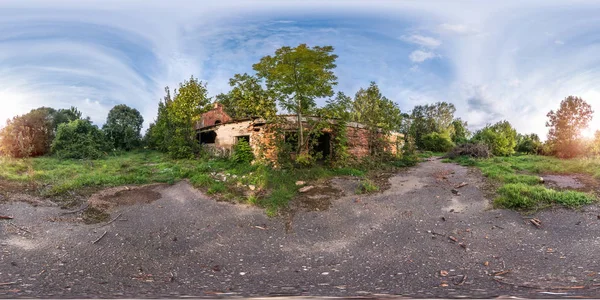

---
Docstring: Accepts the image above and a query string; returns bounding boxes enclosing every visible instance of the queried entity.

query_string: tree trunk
[298,107,304,153]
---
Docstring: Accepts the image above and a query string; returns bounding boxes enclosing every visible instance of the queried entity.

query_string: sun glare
[0,91,28,126]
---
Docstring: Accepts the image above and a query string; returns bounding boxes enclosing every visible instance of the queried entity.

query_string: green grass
[450,154,598,210]
[355,179,379,194]
[0,150,416,216]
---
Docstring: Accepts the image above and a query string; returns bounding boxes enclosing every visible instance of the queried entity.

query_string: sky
[1,0,599,139]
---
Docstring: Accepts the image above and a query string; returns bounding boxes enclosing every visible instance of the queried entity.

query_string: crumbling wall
[196,103,233,129]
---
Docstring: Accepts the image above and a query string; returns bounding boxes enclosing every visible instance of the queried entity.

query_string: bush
[447,143,492,159]
[420,132,455,152]
[356,179,379,194]
[472,120,517,156]
[51,120,109,159]
[295,153,316,167]
[232,140,254,164]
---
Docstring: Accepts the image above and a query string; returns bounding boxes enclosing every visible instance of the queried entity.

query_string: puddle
[543,175,586,189]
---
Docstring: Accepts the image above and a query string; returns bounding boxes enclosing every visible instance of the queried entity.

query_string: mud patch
[292,184,342,212]
[543,175,585,189]
[82,206,110,224]
[88,184,165,211]
[543,174,600,195]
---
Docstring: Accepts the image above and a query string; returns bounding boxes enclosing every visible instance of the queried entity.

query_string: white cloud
[409,50,437,63]
[438,23,479,35]
[554,39,565,45]
[400,34,441,48]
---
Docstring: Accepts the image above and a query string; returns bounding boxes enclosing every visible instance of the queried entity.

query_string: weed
[356,179,379,194]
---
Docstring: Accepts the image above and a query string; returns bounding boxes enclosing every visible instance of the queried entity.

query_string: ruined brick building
[195,103,403,161]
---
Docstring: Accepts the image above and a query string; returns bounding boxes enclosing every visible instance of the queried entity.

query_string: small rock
[440,270,449,277]
[451,189,460,195]
[295,181,306,186]
[298,186,314,193]
[539,177,545,183]
[239,272,246,276]
[248,185,256,191]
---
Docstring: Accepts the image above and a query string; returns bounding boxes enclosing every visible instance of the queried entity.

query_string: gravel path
[1,159,600,298]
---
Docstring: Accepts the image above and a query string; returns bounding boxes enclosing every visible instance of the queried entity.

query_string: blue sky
[1,0,599,138]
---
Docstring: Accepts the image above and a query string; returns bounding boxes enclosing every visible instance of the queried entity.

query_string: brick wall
[197,103,233,129]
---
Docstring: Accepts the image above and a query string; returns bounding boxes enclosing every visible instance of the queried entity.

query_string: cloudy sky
[1,0,599,138]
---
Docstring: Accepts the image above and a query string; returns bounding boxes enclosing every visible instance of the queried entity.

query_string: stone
[248,185,256,191]
[298,186,314,193]
[295,181,306,186]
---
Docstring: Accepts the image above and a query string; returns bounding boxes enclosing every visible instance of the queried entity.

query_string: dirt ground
[2,159,600,298]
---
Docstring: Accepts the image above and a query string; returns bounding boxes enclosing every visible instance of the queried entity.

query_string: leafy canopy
[215,73,277,120]
[51,119,109,159]
[472,120,517,156]
[253,44,338,149]
[546,96,593,158]
[0,106,84,158]
[103,104,144,151]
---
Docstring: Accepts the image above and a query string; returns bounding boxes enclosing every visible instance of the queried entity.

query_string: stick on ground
[0,215,14,220]
[0,282,17,286]
[96,212,124,229]
[92,231,108,244]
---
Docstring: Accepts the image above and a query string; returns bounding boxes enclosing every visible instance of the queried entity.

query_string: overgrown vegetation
[451,155,597,210]
[0,150,417,216]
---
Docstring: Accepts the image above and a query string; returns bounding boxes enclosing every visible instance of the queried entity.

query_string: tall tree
[53,107,83,129]
[145,87,173,152]
[253,44,338,151]
[546,96,593,158]
[351,82,402,155]
[215,73,277,120]
[450,118,470,144]
[103,104,144,151]
[0,107,55,157]
[167,76,211,158]
[408,102,456,148]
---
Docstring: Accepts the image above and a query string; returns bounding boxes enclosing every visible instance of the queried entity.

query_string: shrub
[447,143,492,159]
[51,120,109,159]
[420,132,455,152]
[232,139,254,164]
[472,120,517,156]
[516,133,542,154]
[295,153,316,167]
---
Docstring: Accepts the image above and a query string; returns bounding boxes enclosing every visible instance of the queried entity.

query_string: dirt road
[1,159,600,298]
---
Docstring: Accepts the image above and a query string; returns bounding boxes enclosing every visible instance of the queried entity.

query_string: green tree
[253,44,338,152]
[472,120,517,156]
[546,96,594,158]
[408,102,456,148]
[421,132,455,152]
[167,76,211,158]
[53,107,83,129]
[145,87,173,152]
[451,118,470,144]
[51,119,109,159]
[351,82,402,156]
[0,107,55,157]
[215,73,277,120]
[103,104,144,151]
[516,133,542,154]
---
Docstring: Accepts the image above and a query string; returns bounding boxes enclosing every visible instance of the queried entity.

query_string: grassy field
[0,150,416,215]
[449,155,598,210]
